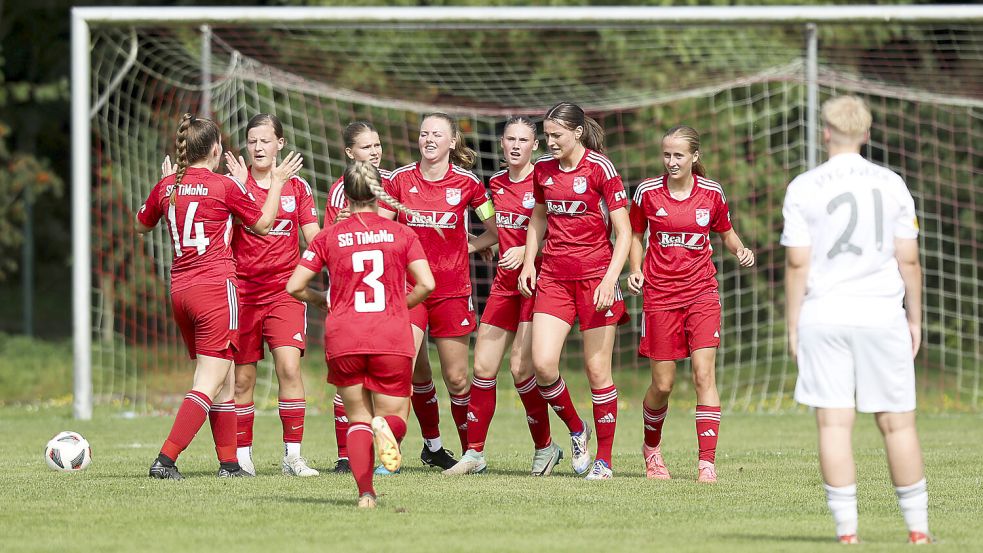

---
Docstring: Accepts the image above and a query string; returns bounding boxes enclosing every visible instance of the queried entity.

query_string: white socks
[284,442,301,458]
[424,436,443,452]
[236,446,252,463]
[824,483,858,537]
[895,478,929,534]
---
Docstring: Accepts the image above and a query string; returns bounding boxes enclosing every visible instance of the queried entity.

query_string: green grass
[2,392,982,552]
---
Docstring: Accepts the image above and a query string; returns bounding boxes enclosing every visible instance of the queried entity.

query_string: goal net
[80,9,982,414]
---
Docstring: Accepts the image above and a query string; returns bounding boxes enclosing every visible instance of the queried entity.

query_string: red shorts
[409,295,476,338]
[171,281,239,360]
[234,298,307,365]
[639,295,721,360]
[326,354,413,397]
[533,276,630,331]
[480,293,535,333]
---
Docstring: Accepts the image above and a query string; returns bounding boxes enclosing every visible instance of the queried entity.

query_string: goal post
[72,5,983,419]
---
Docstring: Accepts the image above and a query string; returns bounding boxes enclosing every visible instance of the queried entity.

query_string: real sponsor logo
[446,188,462,206]
[572,176,588,194]
[496,211,530,230]
[269,218,294,236]
[656,231,708,250]
[281,195,296,213]
[546,200,588,216]
[695,207,711,227]
[407,210,458,229]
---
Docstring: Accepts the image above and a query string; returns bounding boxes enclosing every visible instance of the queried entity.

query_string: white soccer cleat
[697,460,717,483]
[282,454,320,477]
[237,451,256,477]
[371,416,403,473]
[357,493,377,509]
[642,443,670,480]
[584,459,613,480]
[570,422,593,475]
[530,442,563,476]
[443,449,487,475]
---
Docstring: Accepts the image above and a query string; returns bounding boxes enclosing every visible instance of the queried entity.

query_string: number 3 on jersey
[352,250,385,313]
[166,201,210,257]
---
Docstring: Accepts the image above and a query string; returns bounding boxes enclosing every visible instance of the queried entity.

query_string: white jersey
[781,153,919,327]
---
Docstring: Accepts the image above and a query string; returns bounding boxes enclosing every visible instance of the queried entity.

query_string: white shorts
[794,321,916,413]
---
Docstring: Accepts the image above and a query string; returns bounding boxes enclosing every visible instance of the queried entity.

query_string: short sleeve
[298,235,327,273]
[629,193,647,234]
[710,192,733,234]
[597,172,628,211]
[137,182,164,228]
[893,178,919,240]
[532,167,546,204]
[294,177,319,226]
[225,176,263,228]
[780,181,811,247]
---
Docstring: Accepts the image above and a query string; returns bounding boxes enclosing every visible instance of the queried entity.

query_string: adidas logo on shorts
[460,318,470,326]
[293,332,303,341]
[605,309,614,317]
[714,330,720,338]
[597,413,616,423]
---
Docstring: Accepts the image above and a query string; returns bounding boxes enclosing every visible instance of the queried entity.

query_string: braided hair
[344,161,442,236]
[170,113,221,205]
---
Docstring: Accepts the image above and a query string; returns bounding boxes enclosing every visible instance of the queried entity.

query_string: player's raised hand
[161,155,176,178]
[736,247,755,267]
[499,246,525,271]
[593,277,616,311]
[627,270,644,295]
[273,151,304,184]
[224,151,249,183]
[517,264,536,298]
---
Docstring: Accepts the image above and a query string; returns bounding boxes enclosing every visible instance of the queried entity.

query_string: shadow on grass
[718,533,831,544]
[269,495,365,508]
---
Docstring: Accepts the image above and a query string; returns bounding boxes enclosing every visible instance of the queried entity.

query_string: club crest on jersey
[446,188,462,206]
[695,208,710,227]
[281,195,296,213]
[572,176,588,194]
[522,192,536,209]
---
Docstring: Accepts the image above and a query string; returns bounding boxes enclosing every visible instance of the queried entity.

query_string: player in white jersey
[782,96,930,545]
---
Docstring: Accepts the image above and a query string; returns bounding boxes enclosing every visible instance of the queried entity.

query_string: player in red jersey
[379,112,498,469]
[517,102,631,480]
[627,125,755,483]
[287,161,435,508]
[218,114,322,477]
[138,114,302,479]
[444,116,560,476]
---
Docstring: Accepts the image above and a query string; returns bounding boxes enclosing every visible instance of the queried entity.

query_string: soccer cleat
[531,442,564,476]
[282,455,320,477]
[907,531,931,545]
[375,464,401,476]
[420,445,457,470]
[443,449,487,475]
[371,416,403,473]
[642,443,671,480]
[584,459,613,480]
[333,458,351,474]
[238,455,256,477]
[148,459,184,480]
[357,492,377,509]
[837,534,859,545]
[697,460,717,483]
[570,422,593,475]
[217,466,254,478]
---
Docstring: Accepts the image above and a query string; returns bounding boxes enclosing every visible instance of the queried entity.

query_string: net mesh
[87,20,982,412]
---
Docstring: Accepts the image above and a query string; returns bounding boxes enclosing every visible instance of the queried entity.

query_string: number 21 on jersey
[167,201,210,257]
[352,250,385,313]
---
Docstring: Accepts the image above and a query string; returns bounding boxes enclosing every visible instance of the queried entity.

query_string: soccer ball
[44,431,92,472]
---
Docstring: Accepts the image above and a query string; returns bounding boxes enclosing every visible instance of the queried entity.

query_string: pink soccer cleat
[837,534,859,545]
[642,444,670,480]
[697,460,717,483]
[908,531,931,545]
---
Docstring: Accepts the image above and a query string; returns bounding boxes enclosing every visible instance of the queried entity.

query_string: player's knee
[276,362,302,385]
[444,372,469,394]
[650,378,674,396]
[234,374,255,397]
[692,367,716,391]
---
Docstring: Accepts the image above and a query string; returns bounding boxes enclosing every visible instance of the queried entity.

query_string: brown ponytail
[544,102,606,154]
[663,125,707,178]
[344,161,443,237]
[422,112,477,170]
[170,113,221,205]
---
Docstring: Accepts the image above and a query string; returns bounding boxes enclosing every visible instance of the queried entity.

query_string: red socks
[449,392,470,453]
[333,394,349,459]
[411,380,441,441]
[160,391,211,462]
[516,376,552,449]
[347,422,375,497]
[643,404,668,448]
[235,402,255,448]
[538,378,585,434]
[695,404,721,463]
[208,400,237,463]
[279,398,306,446]
[591,385,618,467]
[466,376,496,452]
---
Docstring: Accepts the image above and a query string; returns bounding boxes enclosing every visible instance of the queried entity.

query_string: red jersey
[138,167,262,293]
[384,162,491,299]
[488,169,536,296]
[324,168,392,228]
[532,150,628,280]
[232,173,319,304]
[628,174,733,311]
[299,212,426,359]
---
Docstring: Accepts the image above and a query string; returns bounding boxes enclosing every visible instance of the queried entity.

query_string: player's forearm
[629,233,644,273]
[406,283,432,310]
[253,180,286,235]
[468,228,498,253]
[898,257,923,326]
[602,210,631,283]
[721,228,745,256]
[289,286,323,305]
[523,206,546,266]
[784,257,809,333]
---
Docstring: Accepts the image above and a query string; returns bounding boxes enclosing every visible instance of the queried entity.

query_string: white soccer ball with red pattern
[44,431,92,472]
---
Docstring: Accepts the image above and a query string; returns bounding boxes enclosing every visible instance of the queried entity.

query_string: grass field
[3,375,982,553]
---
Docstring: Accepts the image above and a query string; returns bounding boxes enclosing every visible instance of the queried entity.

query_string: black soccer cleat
[420,446,457,470]
[149,459,184,480]
[333,458,352,474]
[217,466,254,478]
